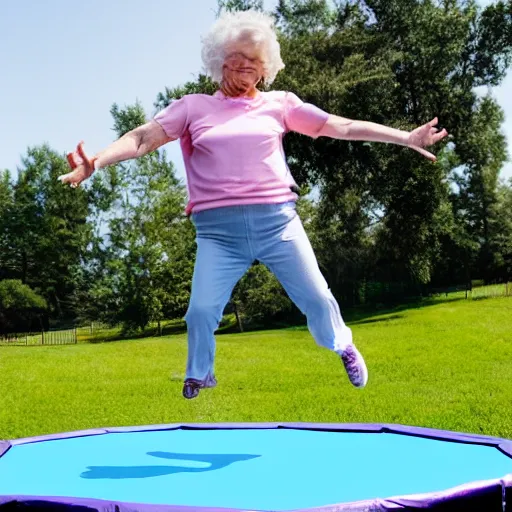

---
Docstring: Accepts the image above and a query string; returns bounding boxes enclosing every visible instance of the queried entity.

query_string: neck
[220,83,259,99]
[243,87,259,98]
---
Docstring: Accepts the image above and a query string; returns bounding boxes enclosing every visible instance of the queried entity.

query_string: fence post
[41,330,44,345]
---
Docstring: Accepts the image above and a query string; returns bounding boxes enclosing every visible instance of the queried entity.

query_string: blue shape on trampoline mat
[80,452,261,479]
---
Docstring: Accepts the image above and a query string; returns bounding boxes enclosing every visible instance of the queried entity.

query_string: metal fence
[0,328,77,346]
[469,282,512,299]
[429,282,512,300]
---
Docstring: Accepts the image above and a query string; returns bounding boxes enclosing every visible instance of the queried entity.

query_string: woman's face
[221,38,265,96]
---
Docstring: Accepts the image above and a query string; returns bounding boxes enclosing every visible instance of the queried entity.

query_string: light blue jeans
[184,201,352,381]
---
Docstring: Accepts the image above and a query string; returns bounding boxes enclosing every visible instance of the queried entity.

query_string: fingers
[66,141,87,171]
[433,128,448,143]
[61,141,89,188]
[429,126,447,135]
[58,174,72,185]
[420,122,448,146]
[58,171,75,184]
[57,170,82,187]
[76,141,91,168]
[66,152,77,169]
[411,145,437,162]
[428,117,438,127]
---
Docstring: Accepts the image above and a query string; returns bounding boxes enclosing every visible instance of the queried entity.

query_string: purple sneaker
[340,344,368,388]
[182,374,217,399]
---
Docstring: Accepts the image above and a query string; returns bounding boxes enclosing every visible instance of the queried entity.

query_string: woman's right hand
[58,141,96,188]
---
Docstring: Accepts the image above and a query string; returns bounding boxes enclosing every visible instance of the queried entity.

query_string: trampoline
[1,423,511,511]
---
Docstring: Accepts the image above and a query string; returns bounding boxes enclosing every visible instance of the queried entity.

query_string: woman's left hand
[407,118,449,161]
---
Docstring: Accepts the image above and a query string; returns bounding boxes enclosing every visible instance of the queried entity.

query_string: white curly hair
[201,10,285,86]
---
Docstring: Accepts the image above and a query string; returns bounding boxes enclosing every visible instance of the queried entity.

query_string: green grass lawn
[1,296,512,441]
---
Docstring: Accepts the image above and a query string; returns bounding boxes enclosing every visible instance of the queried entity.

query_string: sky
[1,0,510,184]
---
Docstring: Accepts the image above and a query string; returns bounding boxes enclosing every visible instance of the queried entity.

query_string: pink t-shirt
[153,90,329,214]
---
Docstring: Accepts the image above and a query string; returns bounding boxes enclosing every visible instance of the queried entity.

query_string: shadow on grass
[279,296,469,333]
[343,296,467,324]
[349,314,405,326]
[84,320,188,344]
[81,294,485,344]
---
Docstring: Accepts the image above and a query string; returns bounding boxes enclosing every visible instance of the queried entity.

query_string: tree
[272,0,451,295]
[5,146,92,319]
[217,0,263,14]
[488,179,512,282]
[152,0,512,310]
[275,0,337,35]
[230,263,294,329]
[272,0,512,298]
[0,280,47,335]
[358,0,511,286]
[450,94,509,282]
[0,171,14,281]
[76,101,195,333]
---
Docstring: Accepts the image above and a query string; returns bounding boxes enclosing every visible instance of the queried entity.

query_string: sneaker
[182,374,217,399]
[340,344,368,388]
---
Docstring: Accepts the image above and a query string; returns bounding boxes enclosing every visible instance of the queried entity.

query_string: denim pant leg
[185,208,253,381]
[254,203,352,353]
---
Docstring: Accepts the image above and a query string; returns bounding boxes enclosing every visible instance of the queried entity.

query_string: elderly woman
[60,10,447,399]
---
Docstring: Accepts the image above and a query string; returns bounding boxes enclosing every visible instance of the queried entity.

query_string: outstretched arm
[318,114,448,162]
[58,120,173,188]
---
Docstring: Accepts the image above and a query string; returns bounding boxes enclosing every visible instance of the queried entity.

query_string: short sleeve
[153,96,189,139]
[283,92,329,139]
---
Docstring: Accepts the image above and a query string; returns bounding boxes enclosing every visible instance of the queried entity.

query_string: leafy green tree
[0,171,14,281]
[231,263,294,329]
[217,0,263,13]
[76,102,195,332]
[153,0,512,310]
[488,179,512,281]
[272,0,447,294]
[450,94,508,282]
[0,279,47,334]
[5,146,92,318]
[273,0,512,298]
[275,0,337,35]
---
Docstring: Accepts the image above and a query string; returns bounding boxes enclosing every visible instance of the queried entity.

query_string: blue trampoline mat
[1,427,512,510]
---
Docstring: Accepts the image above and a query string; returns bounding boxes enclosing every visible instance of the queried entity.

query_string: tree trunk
[22,250,28,284]
[234,303,244,332]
